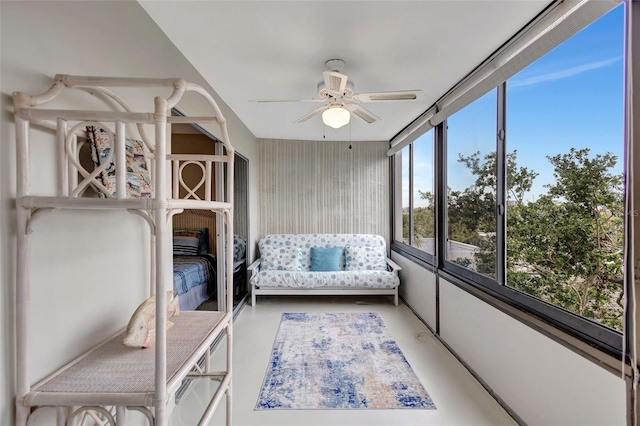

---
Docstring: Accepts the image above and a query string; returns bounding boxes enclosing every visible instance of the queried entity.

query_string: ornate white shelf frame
[12,74,235,426]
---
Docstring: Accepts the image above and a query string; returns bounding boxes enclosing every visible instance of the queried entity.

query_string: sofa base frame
[251,287,399,307]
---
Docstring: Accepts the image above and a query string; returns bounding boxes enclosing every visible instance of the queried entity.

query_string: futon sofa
[248,234,401,306]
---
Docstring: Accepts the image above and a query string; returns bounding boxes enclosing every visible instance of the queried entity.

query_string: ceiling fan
[251,59,424,129]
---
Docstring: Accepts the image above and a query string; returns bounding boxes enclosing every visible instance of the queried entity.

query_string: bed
[173,224,247,311]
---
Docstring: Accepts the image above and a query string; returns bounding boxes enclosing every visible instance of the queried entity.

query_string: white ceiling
[140,1,551,142]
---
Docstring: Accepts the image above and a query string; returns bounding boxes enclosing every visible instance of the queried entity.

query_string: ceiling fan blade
[295,105,330,123]
[346,104,380,124]
[352,90,424,103]
[323,71,348,94]
[249,98,325,103]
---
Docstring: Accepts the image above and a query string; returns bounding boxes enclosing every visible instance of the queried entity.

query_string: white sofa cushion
[260,245,302,271]
[251,270,399,289]
[344,245,387,271]
[259,234,386,271]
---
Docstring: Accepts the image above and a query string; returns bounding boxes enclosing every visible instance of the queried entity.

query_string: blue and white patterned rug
[256,312,436,410]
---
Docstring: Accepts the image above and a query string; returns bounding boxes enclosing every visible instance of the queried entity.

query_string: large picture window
[391,3,625,355]
[505,6,624,332]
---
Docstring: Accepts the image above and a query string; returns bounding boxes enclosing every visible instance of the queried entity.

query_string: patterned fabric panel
[260,246,302,271]
[259,234,386,271]
[233,235,247,263]
[345,245,388,271]
[173,230,201,256]
[86,126,153,198]
[173,255,215,296]
[250,270,399,289]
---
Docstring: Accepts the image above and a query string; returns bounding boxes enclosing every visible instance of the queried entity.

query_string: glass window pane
[399,145,410,244]
[446,89,497,278]
[505,6,624,331]
[412,130,435,254]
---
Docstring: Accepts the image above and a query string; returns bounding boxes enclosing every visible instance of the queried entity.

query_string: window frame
[392,78,625,359]
[443,87,500,281]
[392,132,436,266]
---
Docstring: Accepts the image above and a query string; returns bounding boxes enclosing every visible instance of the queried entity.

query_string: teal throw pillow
[196,227,209,255]
[310,247,343,272]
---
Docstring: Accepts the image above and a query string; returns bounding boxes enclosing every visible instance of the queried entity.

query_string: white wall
[391,252,437,330]
[0,1,258,424]
[398,257,626,425]
[258,138,389,242]
[441,280,626,425]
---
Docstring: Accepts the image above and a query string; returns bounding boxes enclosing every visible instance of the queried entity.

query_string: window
[402,145,410,244]
[505,5,624,332]
[445,90,497,278]
[394,145,411,244]
[393,130,435,257]
[412,132,435,254]
[391,4,625,355]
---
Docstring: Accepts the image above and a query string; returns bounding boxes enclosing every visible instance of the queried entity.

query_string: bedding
[173,230,202,256]
[173,234,248,311]
[173,254,216,297]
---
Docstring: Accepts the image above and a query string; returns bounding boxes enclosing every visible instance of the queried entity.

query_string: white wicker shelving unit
[12,75,235,426]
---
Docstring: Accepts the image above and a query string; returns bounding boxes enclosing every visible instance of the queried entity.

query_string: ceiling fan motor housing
[317,79,354,100]
[324,58,346,72]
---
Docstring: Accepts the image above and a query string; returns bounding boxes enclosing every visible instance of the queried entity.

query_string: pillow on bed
[260,245,301,271]
[310,247,343,271]
[86,126,153,198]
[173,230,201,256]
[344,245,387,271]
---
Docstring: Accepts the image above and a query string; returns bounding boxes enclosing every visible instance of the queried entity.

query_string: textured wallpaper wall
[258,139,390,244]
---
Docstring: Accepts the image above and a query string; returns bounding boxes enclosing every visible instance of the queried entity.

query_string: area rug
[256,312,436,410]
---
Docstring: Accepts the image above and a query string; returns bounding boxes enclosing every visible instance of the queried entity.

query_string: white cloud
[510,56,621,88]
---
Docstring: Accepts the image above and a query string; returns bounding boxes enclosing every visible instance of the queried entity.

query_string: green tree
[449,147,623,330]
[448,150,538,275]
[507,148,624,330]
[401,190,435,250]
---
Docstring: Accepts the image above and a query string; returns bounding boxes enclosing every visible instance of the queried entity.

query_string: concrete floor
[169,295,517,426]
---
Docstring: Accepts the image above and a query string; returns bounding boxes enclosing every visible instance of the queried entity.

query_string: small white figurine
[123,290,180,348]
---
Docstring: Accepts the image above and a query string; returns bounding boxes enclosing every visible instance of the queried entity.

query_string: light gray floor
[169,296,517,426]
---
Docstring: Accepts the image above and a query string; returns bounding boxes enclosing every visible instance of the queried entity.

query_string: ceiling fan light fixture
[322,106,351,129]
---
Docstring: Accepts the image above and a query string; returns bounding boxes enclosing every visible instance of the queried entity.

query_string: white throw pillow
[344,245,388,271]
[261,245,302,271]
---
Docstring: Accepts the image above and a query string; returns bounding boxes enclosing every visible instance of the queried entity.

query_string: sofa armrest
[248,258,261,276]
[386,258,402,273]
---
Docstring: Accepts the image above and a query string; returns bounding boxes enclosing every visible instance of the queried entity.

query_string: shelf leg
[226,324,232,426]
[15,404,29,426]
[56,406,66,426]
[115,406,126,425]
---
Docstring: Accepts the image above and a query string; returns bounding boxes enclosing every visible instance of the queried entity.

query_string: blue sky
[408,4,624,208]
